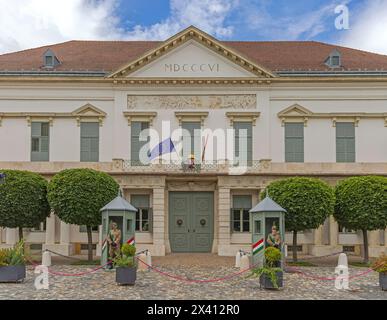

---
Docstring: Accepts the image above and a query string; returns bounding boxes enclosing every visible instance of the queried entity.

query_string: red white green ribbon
[252,238,264,256]
[127,237,135,246]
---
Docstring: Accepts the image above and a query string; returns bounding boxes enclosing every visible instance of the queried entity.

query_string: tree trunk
[18,227,23,241]
[292,230,298,262]
[86,226,93,262]
[362,229,369,264]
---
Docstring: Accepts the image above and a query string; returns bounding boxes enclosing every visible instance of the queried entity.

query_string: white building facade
[0,27,386,257]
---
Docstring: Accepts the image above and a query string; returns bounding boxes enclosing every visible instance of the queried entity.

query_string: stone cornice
[123,111,157,126]
[226,112,261,126]
[0,103,107,127]
[278,104,387,127]
[109,26,276,79]
[175,112,209,126]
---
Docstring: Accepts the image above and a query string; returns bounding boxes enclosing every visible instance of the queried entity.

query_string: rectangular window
[131,122,149,166]
[182,122,201,162]
[31,122,49,161]
[285,123,304,163]
[234,122,252,166]
[231,195,252,233]
[131,195,152,233]
[80,122,99,162]
[336,122,355,163]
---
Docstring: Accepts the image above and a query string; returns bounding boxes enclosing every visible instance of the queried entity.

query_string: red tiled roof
[1,40,387,73]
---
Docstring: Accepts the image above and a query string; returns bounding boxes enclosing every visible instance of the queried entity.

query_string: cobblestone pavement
[0,255,386,300]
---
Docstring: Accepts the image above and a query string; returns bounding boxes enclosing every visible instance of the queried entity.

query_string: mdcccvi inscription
[127,95,257,110]
[164,63,220,73]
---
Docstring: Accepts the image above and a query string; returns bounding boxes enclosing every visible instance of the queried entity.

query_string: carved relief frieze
[127,95,257,110]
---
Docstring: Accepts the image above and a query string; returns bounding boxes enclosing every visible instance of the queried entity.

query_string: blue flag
[148,138,176,161]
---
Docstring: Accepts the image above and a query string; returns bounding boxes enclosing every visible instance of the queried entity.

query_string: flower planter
[260,271,283,289]
[116,266,137,286]
[380,273,387,291]
[0,265,26,283]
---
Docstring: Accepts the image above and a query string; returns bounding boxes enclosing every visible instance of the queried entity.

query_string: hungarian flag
[252,238,264,256]
[127,237,135,246]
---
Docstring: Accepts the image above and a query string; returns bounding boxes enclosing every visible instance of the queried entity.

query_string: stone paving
[0,254,386,300]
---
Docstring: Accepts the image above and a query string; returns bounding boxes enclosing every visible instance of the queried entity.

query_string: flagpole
[201,134,209,162]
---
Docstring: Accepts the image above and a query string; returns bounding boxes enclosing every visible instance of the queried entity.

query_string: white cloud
[0,0,125,54]
[342,0,387,55]
[123,0,239,40]
[243,1,348,40]
[0,0,238,54]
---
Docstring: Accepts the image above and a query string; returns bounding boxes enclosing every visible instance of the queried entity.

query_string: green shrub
[263,177,335,262]
[114,244,137,268]
[0,170,50,238]
[265,247,281,268]
[335,176,387,263]
[47,168,119,261]
[0,241,26,266]
[121,244,136,257]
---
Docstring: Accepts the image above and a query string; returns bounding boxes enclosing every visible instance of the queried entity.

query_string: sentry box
[100,194,138,267]
[249,196,286,268]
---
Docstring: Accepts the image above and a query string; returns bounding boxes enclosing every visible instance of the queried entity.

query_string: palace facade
[0,26,386,257]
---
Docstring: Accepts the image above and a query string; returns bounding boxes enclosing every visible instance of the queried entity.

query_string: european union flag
[148,138,176,161]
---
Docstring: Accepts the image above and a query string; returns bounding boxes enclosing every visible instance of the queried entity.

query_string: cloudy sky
[0,0,386,55]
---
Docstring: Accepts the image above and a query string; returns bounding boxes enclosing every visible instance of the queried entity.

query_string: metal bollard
[42,250,52,267]
[240,253,250,271]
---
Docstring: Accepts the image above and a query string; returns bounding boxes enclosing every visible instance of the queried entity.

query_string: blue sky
[115,0,359,42]
[0,0,387,55]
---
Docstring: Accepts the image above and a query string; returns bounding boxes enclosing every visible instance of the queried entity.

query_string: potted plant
[114,243,137,286]
[0,241,26,283]
[250,247,283,290]
[372,254,387,291]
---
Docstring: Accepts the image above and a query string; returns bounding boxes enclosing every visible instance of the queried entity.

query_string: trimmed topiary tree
[263,177,335,262]
[47,169,119,261]
[0,170,50,241]
[334,176,387,264]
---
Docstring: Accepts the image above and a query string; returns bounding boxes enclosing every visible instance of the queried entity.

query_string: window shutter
[336,123,355,163]
[285,123,304,163]
[234,122,252,165]
[131,122,149,165]
[31,122,49,162]
[182,122,201,161]
[81,123,99,162]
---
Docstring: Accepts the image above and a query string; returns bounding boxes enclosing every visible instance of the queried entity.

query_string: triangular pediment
[278,104,313,117]
[72,104,106,117]
[109,26,275,79]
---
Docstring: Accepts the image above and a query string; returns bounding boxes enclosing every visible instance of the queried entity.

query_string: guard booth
[249,196,286,267]
[100,194,138,266]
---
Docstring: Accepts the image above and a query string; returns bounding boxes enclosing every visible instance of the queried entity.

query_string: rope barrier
[24,249,379,282]
[135,257,259,283]
[26,256,111,277]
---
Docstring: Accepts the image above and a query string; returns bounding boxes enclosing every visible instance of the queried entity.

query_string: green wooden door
[169,192,214,253]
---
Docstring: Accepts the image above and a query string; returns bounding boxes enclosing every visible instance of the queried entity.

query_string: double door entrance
[169,192,214,253]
